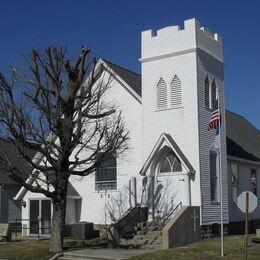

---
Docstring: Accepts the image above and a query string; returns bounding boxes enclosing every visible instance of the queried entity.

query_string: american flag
[208,109,220,130]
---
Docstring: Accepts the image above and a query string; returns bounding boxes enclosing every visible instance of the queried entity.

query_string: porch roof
[139,133,195,176]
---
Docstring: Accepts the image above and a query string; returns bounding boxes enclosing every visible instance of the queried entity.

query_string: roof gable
[101,59,141,97]
[140,133,195,176]
[0,140,36,184]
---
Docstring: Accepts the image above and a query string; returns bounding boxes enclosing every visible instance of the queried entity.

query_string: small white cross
[191,209,198,232]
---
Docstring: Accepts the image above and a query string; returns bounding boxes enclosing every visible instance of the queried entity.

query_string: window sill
[93,190,119,194]
[155,106,183,112]
[211,201,220,205]
[205,107,214,112]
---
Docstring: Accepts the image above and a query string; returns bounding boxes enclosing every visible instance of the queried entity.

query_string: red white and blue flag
[208,109,220,130]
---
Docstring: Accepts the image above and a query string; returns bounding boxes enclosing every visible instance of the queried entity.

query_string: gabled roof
[140,133,195,176]
[226,137,260,162]
[67,182,80,197]
[0,139,36,184]
[101,59,142,97]
[225,110,260,162]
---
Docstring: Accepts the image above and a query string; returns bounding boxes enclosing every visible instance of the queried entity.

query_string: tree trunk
[49,199,67,253]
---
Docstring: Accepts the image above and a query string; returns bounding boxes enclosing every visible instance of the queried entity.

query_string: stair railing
[108,203,147,247]
[162,201,182,227]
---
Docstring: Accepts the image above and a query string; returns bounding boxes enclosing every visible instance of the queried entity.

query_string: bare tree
[0,46,128,253]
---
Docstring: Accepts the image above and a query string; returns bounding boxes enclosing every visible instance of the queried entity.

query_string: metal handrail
[162,201,182,227]
[14,218,52,238]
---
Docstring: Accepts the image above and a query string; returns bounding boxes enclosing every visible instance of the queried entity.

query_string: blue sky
[1,0,260,128]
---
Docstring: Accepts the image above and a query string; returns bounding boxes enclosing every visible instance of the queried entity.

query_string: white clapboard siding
[170,75,182,107]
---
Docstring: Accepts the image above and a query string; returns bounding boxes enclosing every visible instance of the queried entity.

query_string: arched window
[205,76,210,108]
[205,76,218,110]
[156,78,167,110]
[211,79,217,109]
[170,75,182,107]
[159,150,182,173]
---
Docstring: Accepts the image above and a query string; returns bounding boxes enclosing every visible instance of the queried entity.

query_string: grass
[0,240,52,260]
[0,237,107,260]
[130,235,260,260]
[0,235,259,260]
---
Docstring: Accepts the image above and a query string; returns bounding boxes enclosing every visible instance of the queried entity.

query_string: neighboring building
[0,140,34,223]
[14,18,260,236]
[226,111,260,232]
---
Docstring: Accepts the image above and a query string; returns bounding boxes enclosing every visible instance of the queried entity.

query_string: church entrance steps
[120,220,163,250]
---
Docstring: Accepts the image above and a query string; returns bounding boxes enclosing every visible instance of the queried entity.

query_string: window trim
[156,77,167,111]
[170,74,182,108]
[231,162,239,205]
[205,76,218,110]
[210,149,220,203]
[250,167,257,195]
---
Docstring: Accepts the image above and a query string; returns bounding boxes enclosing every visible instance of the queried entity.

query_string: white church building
[15,18,260,238]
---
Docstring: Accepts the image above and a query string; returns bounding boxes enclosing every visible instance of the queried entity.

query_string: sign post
[245,192,249,260]
[237,191,257,260]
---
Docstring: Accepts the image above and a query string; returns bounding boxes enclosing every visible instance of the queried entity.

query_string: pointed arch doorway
[140,133,195,221]
[151,146,187,219]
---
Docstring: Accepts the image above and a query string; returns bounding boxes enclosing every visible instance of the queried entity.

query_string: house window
[156,78,167,110]
[159,150,182,173]
[251,168,257,195]
[231,162,239,204]
[170,75,182,107]
[95,157,117,191]
[210,150,219,202]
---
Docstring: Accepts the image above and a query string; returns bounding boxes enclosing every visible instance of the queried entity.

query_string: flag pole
[218,87,224,257]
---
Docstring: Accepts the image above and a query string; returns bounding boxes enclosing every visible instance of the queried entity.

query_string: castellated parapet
[141,18,223,63]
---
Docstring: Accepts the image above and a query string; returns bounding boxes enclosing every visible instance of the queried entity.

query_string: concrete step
[145,230,162,236]
[133,234,161,241]
[141,244,162,250]
[121,238,148,246]
[59,257,90,260]
[59,253,114,260]
[147,226,161,231]
[136,222,147,228]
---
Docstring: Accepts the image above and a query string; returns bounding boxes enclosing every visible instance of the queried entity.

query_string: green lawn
[130,235,260,260]
[0,236,259,260]
[0,240,52,260]
[0,238,107,260]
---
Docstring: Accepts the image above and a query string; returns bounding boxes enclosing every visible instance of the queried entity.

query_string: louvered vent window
[170,75,182,107]
[157,78,167,110]
[205,76,210,108]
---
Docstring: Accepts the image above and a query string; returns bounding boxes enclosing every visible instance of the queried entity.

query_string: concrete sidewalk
[60,247,156,260]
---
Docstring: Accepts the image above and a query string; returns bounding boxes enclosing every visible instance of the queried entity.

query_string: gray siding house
[0,140,34,223]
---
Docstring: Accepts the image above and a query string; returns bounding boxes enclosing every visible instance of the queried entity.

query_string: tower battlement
[141,18,223,63]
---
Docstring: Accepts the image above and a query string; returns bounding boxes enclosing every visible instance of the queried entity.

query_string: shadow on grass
[63,238,108,250]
